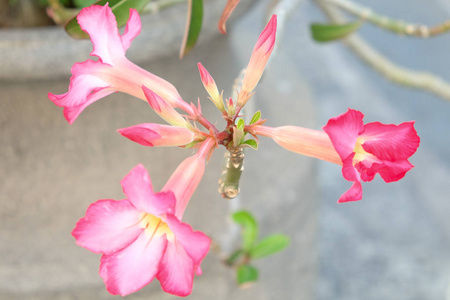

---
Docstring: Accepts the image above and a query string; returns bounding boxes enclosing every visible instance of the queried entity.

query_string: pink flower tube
[72,164,211,296]
[48,4,193,124]
[323,109,420,203]
[118,123,195,147]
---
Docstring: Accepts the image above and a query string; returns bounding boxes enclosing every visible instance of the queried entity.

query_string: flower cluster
[50,4,420,297]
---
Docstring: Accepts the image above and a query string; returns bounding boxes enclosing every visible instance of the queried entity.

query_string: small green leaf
[242,139,258,150]
[236,118,245,130]
[179,0,203,58]
[249,111,261,125]
[250,234,290,259]
[310,21,362,42]
[65,0,151,39]
[73,0,97,8]
[237,264,258,286]
[232,210,258,252]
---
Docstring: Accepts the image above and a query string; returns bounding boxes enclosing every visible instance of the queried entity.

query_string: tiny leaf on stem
[311,21,362,42]
[232,210,258,252]
[180,0,203,58]
[237,264,258,286]
[250,234,290,259]
[249,111,261,125]
[242,139,258,150]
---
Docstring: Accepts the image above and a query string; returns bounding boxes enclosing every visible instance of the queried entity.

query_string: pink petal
[237,15,277,106]
[72,199,142,254]
[121,164,176,215]
[100,231,168,296]
[323,109,365,161]
[338,154,363,203]
[165,214,211,268]
[376,160,414,183]
[121,9,141,52]
[118,123,194,147]
[77,4,125,65]
[361,121,420,161]
[156,240,195,297]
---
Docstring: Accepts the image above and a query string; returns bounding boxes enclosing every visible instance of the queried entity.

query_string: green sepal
[311,21,362,42]
[241,139,258,150]
[237,264,258,286]
[232,210,258,252]
[249,234,290,259]
[65,0,151,39]
[249,111,261,125]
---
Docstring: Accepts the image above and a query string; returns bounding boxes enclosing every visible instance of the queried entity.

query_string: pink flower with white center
[236,14,277,108]
[48,4,193,124]
[72,141,216,296]
[323,109,420,203]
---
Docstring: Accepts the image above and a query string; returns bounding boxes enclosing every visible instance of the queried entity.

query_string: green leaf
[249,234,290,259]
[226,249,245,266]
[232,210,258,252]
[179,0,203,58]
[249,111,261,125]
[310,21,362,42]
[236,118,245,130]
[73,0,97,8]
[242,139,258,150]
[237,264,258,286]
[65,0,151,39]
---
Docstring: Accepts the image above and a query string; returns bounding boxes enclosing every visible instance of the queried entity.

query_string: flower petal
[118,123,195,147]
[323,109,365,161]
[100,231,168,296]
[77,4,125,65]
[165,214,211,268]
[338,154,363,203]
[156,240,195,297]
[121,9,141,52]
[72,199,142,254]
[121,164,176,215]
[376,159,414,183]
[217,0,240,34]
[361,121,420,161]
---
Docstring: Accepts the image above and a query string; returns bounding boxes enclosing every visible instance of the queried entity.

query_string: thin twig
[321,0,450,37]
[314,0,450,101]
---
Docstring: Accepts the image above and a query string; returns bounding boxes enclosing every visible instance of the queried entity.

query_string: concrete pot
[0,3,318,299]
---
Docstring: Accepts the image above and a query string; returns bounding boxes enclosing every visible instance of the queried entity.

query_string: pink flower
[323,109,420,203]
[48,4,192,124]
[118,123,195,147]
[236,14,277,108]
[197,63,225,112]
[72,162,211,296]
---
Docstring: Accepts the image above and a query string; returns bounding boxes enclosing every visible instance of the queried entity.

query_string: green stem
[219,147,245,199]
[321,0,450,37]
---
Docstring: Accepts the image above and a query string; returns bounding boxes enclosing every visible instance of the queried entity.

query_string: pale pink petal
[121,164,176,215]
[217,0,240,34]
[156,241,195,297]
[361,121,420,161]
[165,214,211,267]
[237,15,277,106]
[100,232,168,296]
[121,9,141,52]
[323,109,365,160]
[72,199,142,254]
[118,123,194,147]
[77,4,125,65]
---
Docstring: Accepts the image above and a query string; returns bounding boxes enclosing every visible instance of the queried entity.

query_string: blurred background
[1,0,449,299]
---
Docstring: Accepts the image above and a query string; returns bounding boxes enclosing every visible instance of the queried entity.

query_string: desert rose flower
[72,156,216,296]
[48,4,193,124]
[118,123,195,147]
[323,109,420,203]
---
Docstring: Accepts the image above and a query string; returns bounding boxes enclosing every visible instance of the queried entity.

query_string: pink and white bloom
[118,123,195,147]
[197,63,225,112]
[237,14,277,108]
[48,4,193,124]
[323,109,420,203]
[72,163,211,296]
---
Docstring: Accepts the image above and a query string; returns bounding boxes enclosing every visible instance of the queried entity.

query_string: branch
[321,0,450,37]
[314,0,450,101]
